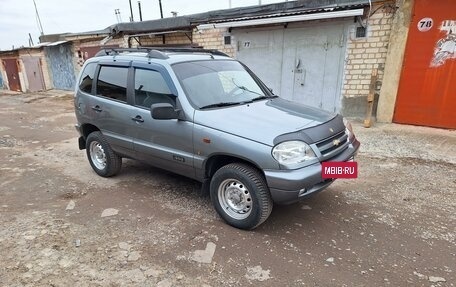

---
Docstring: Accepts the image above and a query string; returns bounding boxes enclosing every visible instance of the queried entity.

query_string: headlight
[272,141,316,165]
[343,118,355,141]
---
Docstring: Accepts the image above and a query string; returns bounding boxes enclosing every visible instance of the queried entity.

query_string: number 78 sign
[418,17,433,32]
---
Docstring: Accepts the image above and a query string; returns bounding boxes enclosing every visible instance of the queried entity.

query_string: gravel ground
[0,90,454,286]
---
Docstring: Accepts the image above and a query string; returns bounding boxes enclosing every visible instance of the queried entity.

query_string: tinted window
[78,63,97,94]
[96,66,128,102]
[134,69,174,109]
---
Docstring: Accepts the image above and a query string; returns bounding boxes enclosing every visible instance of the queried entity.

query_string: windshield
[172,60,272,109]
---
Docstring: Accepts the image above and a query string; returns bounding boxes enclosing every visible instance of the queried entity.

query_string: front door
[130,64,194,178]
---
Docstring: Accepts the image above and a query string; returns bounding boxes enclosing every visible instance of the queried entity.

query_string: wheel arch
[78,123,100,150]
[81,123,100,139]
[204,154,265,179]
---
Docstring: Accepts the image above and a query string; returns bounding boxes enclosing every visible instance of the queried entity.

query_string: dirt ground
[0,90,454,287]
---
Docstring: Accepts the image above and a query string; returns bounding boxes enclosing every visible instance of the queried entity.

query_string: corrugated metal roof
[109,0,370,35]
[206,4,365,24]
[0,41,69,53]
[31,41,68,48]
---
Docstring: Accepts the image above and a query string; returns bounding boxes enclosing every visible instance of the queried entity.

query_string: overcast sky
[0,0,285,50]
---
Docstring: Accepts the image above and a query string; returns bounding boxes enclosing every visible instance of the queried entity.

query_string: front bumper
[264,138,360,205]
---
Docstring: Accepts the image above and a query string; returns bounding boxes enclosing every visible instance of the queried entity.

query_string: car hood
[193,98,337,146]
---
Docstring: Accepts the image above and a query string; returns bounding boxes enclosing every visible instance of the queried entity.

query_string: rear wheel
[86,131,122,177]
[210,163,273,230]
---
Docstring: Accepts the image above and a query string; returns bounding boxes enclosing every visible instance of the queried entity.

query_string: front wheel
[210,163,273,230]
[86,131,122,177]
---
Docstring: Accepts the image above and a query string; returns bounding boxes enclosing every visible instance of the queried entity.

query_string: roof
[0,41,70,53]
[108,0,372,35]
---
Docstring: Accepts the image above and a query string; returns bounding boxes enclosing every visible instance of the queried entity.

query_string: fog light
[298,188,306,196]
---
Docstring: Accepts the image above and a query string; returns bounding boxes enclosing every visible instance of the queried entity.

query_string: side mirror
[150,103,179,120]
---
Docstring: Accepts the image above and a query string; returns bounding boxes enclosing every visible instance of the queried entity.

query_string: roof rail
[139,46,229,57]
[94,48,169,59]
[94,46,229,59]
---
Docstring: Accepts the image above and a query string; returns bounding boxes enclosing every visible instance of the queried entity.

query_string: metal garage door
[45,43,76,90]
[233,20,349,113]
[22,56,45,92]
[2,58,21,92]
[393,0,456,129]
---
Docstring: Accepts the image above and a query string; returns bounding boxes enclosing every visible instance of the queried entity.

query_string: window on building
[78,62,97,94]
[134,69,175,108]
[224,35,231,45]
[96,66,128,102]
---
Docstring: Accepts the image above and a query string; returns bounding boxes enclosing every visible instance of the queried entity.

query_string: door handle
[131,115,144,123]
[91,105,102,112]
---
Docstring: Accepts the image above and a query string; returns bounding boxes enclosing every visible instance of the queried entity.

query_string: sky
[0,0,286,50]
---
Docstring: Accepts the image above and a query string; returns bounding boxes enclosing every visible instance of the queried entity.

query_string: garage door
[393,0,456,129]
[233,20,349,113]
[2,58,21,92]
[22,56,45,92]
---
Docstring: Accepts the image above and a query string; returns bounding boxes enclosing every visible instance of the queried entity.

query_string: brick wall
[341,2,395,116]
[72,37,128,74]
[137,33,192,47]
[192,28,235,57]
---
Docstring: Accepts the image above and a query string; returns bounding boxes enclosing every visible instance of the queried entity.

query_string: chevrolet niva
[74,48,360,230]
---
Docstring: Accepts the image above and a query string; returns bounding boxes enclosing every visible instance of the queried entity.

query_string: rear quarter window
[78,62,97,94]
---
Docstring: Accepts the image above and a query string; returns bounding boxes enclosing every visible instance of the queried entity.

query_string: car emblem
[329,128,334,133]
[333,139,340,146]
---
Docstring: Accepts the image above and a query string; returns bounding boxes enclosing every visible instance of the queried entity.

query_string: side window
[78,62,97,94]
[134,69,174,109]
[96,66,128,102]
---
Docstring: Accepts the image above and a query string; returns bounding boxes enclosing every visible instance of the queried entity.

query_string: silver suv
[74,47,360,229]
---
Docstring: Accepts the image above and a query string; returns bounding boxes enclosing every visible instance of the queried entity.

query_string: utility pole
[159,0,163,18]
[33,0,44,35]
[138,1,143,21]
[129,0,134,22]
[28,33,34,46]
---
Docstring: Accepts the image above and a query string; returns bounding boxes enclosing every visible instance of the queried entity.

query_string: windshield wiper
[200,102,244,109]
[251,95,278,101]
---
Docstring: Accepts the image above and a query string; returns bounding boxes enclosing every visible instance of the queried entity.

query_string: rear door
[90,62,135,156]
[130,63,195,178]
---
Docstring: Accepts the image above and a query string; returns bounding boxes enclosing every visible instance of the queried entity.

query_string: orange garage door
[394,0,456,129]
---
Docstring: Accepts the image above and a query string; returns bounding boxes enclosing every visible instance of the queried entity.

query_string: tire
[86,131,122,177]
[210,163,273,230]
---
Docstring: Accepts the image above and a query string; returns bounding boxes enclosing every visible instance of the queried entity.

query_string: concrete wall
[377,0,413,122]
[0,59,7,89]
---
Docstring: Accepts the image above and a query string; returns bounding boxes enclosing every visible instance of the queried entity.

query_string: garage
[233,19,351,113]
